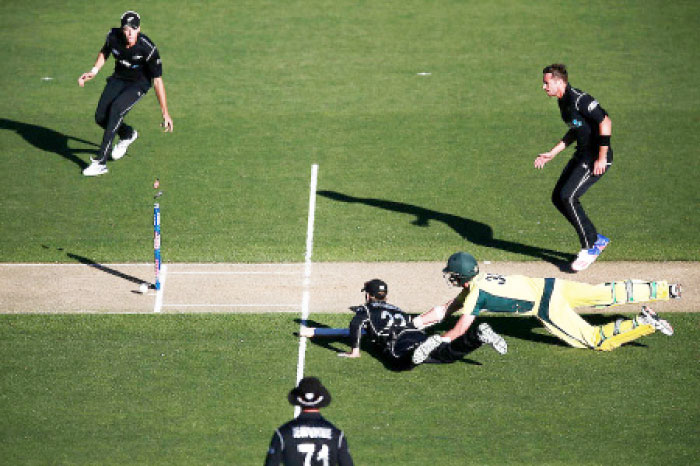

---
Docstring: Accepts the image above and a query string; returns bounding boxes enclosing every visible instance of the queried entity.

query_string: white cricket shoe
[571,247,601,272]
[477,323,508,355]
[412,334,442,365]
[82,159,108,177]
[111,130,138,160]
[637,306,674,336]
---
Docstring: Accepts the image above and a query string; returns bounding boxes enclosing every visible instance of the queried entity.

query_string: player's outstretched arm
[154,77,173,132]
[78,52,106,87]
[442,314,476,342]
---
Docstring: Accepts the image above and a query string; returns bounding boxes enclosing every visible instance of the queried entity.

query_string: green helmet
[443,252,479,287]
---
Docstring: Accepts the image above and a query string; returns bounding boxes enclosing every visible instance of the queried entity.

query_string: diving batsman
[412,252,682,362]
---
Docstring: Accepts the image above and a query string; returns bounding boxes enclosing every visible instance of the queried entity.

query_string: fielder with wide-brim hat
[287,376,332,409]
[265,377,353,465]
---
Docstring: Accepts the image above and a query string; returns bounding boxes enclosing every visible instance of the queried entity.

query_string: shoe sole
[478,324,508,355]
[82,168,108,176]
[412,336,442,365]
[669,284,682,299]
[640,308,674,336]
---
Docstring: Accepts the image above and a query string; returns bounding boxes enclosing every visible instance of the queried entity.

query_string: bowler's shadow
[0,118,97,169]
[318,190,573,268]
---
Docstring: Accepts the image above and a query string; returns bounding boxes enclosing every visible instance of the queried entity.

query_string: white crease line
[294,163,318,418]
[154,264,167,313]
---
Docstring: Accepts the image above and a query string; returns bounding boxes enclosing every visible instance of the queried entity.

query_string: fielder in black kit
[337,279,507,370]
[78,11,173,177]
[536,64,612,272]
[265,377,353,466]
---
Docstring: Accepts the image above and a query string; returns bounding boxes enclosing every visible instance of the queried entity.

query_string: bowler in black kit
[535,64,612,272]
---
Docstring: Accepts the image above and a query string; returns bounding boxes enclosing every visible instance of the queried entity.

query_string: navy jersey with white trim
[348,302,414,350]
[264,412,353,466]
[558,84,611,162]
[100,28,162,84]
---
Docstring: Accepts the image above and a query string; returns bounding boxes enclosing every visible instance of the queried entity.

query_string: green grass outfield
[1,314,698,465]
[1,1,699,465]
[1,0,698,263]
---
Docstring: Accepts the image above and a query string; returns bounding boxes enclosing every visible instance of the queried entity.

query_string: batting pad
[595,324,655,351]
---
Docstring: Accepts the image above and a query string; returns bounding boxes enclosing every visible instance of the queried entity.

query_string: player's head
[542,63,568,97]
[288,376,332,410]
[121,11,141,44]
[443,252,479,287]
[362,278,388,302]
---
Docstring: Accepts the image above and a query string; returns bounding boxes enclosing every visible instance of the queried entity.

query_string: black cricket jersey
[100,28,162,86]
[265,412,353,466]
[558,84,612,164]
[348,302,424,360]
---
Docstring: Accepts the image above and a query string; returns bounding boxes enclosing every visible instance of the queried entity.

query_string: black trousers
[551,153,611,250]
[387,326,483,369]
[94,77,149,163]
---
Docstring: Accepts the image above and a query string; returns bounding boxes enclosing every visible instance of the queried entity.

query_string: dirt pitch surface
[1,262,697,314]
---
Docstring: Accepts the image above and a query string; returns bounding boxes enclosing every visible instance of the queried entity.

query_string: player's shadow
[0,118,97,169]
[317,190,573,269]
[295,318,481,372]
[66,252,147,285]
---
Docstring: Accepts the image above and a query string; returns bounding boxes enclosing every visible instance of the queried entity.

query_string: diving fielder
[78,11,173,177]
[304,279,507,370]
[412,252,681,362]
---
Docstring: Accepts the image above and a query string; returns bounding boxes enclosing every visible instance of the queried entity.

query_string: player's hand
[593,159,607,176]
[161,114,173,133]
[534,152,555,169]
[78,72,95,87]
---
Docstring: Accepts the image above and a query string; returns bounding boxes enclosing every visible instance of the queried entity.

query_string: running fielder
[78,11,173,176]
[412,252,681,362]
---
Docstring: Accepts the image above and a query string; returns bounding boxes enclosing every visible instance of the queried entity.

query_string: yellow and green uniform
[453,273,672,350]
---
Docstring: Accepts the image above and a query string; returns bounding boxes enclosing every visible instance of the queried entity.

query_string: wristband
[90,67,99,75]
[598,135,611,146]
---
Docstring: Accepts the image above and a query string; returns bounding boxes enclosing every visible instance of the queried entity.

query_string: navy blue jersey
[100,28,162,85]
[558,84,612,163]
[348,301,416,350]
[265,412,353,466]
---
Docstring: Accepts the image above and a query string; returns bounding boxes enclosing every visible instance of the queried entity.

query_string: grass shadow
[318,190,574,269]
[0,118,97,170]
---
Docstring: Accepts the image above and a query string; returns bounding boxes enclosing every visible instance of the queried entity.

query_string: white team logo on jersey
[588,100,599,112]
